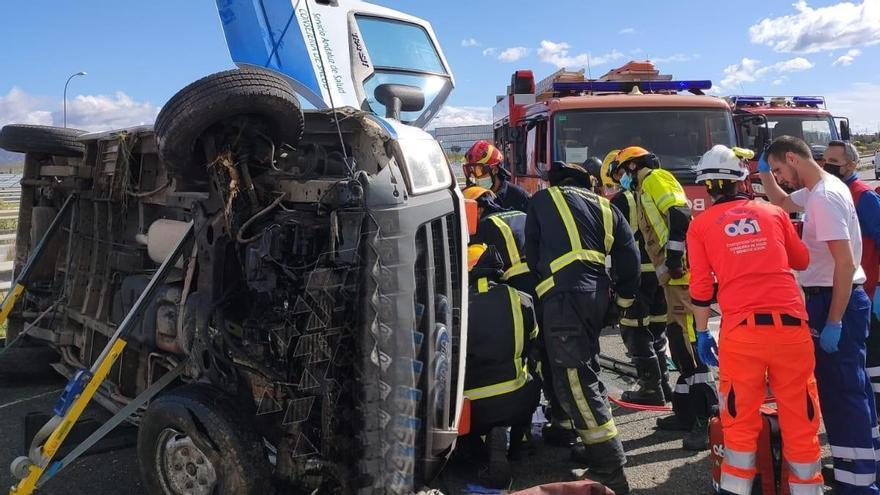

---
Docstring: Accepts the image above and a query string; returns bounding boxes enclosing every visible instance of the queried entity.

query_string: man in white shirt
[760,136,877,495]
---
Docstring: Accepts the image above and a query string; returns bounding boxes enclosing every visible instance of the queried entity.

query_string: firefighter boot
[682,416,710,451]
[542,420,578,447]
[485,427,512,488]
[657,353,674,403]
[620,357,666,406]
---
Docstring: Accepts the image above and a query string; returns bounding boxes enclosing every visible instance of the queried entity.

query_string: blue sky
[1,0,878,132]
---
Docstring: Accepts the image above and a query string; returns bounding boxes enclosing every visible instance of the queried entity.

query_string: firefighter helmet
[465,140,503,166]
[601,149,621,186]
[696,145,752,183]
[462,185,494,201]
[610,146,659,178]
[467,243,488,271]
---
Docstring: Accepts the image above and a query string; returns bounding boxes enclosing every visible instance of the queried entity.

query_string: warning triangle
[306,313,327,332]
[293,296,312,315]
[282,396,315,425]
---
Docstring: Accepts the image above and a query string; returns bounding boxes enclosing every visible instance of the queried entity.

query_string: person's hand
[696,331,719,367]
[667,265,686,280]
[819,321,842,353]
[757,152,771,173]
[873,291,880,322]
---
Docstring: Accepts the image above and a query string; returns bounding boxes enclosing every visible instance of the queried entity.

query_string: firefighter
[525,160,640,493]
[688,145,823,495]
[464,140,530,213]
[463,243,541,488]
[463,185,576,446]
[760,136,877,494]
[583,156,604,195]
[602,150,671,406]
[607,146,718,451]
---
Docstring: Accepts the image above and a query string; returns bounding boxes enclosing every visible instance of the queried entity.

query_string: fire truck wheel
[137,384,274,495]
[154,67,304,185]
[0,124,87,157]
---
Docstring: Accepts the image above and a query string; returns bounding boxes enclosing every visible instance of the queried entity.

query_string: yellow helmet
[600,149,620,187]
[462,186,494,202]
[467,243,487,271]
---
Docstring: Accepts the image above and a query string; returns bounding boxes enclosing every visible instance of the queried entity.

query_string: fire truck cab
[492,61,739,215]
[729,95,850,195]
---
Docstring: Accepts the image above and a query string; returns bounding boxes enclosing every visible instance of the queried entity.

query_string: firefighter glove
[696,331,718,367]
[819,321,842,354]
[757,152,771,173]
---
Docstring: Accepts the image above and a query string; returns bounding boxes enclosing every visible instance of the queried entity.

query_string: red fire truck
[729,95,851,195]
[492,61,741,215]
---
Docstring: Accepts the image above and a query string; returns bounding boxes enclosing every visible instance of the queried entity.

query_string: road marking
[0,388,62,411]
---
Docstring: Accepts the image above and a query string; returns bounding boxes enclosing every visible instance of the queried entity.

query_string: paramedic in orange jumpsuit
[687,145,823,495]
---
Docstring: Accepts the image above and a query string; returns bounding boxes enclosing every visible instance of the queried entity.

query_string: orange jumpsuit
[687,195,823,495]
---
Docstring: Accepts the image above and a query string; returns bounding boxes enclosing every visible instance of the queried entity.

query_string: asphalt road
[0,164,875,494]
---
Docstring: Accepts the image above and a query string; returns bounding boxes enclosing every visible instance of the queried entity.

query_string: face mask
[823,163,844,179]
[476,176,493,189]
[619,174,633,191]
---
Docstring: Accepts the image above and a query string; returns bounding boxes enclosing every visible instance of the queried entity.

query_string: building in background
[429,124,493,181]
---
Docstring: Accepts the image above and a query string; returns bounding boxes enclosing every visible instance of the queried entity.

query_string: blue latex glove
[696,331,719,367]
[757,152,771,173]
[819,321,842,353]
[873,291,880,322]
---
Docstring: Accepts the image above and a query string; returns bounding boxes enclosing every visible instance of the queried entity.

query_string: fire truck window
[767,116,835,148]
[552,109,736,172]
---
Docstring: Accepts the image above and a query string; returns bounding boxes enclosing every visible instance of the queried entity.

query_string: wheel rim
[155,428,218,495]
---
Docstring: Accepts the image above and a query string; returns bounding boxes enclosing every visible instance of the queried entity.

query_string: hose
[235,193,287,244]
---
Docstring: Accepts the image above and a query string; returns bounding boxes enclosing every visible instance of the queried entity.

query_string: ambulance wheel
[137,384,274,495]
[0,124,87,157]
[153,67,304,188]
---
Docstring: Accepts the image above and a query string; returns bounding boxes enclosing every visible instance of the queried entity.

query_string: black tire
[137,384,274,495]
[154,67,304,176]
[0,124,86,157]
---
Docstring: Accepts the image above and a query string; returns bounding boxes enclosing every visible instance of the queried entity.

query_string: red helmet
[465,140,503,167]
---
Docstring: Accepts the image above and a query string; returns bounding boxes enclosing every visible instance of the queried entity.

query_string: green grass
[0,219,16,232]
[0,200,17,210]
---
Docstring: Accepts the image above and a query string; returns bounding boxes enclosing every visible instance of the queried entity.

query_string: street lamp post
[63,71,87,128]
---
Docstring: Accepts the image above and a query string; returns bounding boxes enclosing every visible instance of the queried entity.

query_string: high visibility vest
[486,212,531,281]
[464,277,537,401]
[623,191,655,274]
[636,170,690,286]
[535,186,615,298]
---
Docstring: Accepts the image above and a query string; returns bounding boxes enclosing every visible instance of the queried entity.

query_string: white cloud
[749,0,880,53]
[427,105,492,129]
[0,88,53,127]
[482,47,497,57]
[833,48,862,66]
[826,82,880,133]
[461,38,480,48]
[651,53,699,63]
[772,78,786,85]
[619,28,636,35]
[498,46,530,63]
[0,88,158,132]
[715,57,814,93]
[537,40,624,69]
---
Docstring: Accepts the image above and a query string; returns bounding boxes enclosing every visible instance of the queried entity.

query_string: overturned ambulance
[0,1,468,493]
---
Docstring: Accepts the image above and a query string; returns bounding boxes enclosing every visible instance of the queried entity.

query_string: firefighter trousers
[718,321,823,495]
[807,288,879,495]
[542,290,626,473]
[620,271,669,394]
[664,284,718,423]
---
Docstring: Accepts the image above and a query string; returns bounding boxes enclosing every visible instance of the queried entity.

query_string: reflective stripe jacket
[687,196,809,332]
[464,277,538,400]
[495,180,530,214]
[611,190,654,273]
[635,168,691,285]
[524,185,640,300]
[471,211,532,282]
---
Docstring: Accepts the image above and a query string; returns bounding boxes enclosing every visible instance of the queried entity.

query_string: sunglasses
[463,163,491,178]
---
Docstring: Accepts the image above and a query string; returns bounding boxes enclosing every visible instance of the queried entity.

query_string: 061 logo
[724,218,761,237]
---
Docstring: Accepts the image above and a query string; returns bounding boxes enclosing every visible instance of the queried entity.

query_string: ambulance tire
[0,124,87,157]
[154,67,304,187]
[137,384,274,495]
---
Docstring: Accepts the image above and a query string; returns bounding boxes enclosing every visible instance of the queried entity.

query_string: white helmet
[695,145,754,183]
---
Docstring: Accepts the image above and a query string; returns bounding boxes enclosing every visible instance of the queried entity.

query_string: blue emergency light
[552,80,712,93]
[792,96,825,107]
[730,95,766,106]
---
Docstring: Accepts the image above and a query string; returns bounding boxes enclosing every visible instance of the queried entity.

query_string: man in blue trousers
[761,136,877,494]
